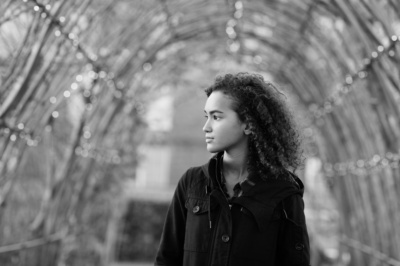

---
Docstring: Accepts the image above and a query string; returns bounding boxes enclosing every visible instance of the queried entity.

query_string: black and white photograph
[0,0,399,265]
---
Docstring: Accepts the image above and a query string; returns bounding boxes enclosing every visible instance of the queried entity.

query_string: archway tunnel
[0,0,399,265]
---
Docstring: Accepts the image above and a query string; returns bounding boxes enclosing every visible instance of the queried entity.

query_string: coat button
[192,206,200,213]
[221,235,230,242]
[295,243,304,251]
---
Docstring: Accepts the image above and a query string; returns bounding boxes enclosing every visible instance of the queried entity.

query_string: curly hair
[205,72,302,181]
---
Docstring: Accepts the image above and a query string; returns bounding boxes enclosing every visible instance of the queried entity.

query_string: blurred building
[129,88,210,201]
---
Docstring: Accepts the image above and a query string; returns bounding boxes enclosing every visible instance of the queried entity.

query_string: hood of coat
[201,152,305,231]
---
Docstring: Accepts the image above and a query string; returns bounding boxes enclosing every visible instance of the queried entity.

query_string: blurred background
[0,0,400,265]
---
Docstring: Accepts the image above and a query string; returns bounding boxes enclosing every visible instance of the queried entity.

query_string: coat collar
[201,152,304,196]
[201,152,305,232]
[233,178,303,232]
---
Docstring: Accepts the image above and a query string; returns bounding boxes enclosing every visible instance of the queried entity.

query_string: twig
[0,230,68,254]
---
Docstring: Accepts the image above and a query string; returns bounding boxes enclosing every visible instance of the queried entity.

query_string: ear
[243,123,252,135]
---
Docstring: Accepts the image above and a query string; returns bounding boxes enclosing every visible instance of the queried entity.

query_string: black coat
[155,154,310,266]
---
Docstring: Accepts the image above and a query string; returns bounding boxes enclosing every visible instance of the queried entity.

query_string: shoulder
[177,166,208,192]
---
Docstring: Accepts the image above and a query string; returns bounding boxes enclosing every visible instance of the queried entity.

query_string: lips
[205,137,214,143]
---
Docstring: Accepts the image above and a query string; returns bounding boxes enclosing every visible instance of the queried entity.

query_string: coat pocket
[183,197,213,252]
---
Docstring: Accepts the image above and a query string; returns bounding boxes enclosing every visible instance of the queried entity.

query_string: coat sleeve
[276,194,311,266]
[154,169,190,266]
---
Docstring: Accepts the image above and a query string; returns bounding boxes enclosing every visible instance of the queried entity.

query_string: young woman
[155,73,310,266]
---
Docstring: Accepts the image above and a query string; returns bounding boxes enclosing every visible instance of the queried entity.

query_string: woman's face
[203,91,249,154]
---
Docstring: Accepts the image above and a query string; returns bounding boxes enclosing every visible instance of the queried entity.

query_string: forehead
[204,91,235,112]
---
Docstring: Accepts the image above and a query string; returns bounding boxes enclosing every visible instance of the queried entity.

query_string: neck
[222,149,249,182]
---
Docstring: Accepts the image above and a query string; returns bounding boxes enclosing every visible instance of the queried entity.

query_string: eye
[213,115,220,120]
[204,115,208,119]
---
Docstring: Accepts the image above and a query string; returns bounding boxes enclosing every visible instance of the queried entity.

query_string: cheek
[228,119,246,133]
[224,124,245,140]
[214,117,244,136]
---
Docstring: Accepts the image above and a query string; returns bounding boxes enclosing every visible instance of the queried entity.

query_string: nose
[203,118,211,133]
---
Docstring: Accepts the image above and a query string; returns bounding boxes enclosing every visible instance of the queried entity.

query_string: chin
[206,145,223,154]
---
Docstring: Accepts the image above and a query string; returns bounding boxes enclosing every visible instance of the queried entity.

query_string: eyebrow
[204,110,224,115]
